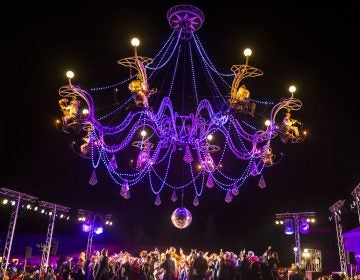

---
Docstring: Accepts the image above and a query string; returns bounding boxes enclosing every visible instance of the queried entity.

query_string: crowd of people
[0,247,348,280]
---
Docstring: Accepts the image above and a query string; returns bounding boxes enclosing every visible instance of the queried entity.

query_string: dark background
[1,0,359,273]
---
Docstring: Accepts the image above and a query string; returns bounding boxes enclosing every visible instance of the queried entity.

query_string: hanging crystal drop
[183,145,193,163]
[258,174,267,189]
[155,194,161,206]
[250,160,259,176]
[120,181,130,199]
[193,195,199,206]
[231,183,239,196]
[109,154,118,170]
[89,170,97,186]
[225,189,233,203]
[206,175,214,188]
[171,190,177,202]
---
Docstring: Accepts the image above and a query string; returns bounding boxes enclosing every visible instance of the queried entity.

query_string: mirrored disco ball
[171,207,192,229]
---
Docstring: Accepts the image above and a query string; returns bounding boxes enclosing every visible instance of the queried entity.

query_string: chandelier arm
[270,97,303,124]
[216,127,252,160]
[94,111,144,135]
[97,122,154,153]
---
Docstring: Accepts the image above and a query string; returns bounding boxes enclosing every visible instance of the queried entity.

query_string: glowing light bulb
[2,199,8,205]
[311,218,315,223]
[293,247,298,252]
[289,85,296,93]
[207,134,213,141]
[265,120,271,127]
[275,221,279,225]
[131,38,140,47]
[66,71,74,79]
[243,48,252,57]
[140,130,147,137]
[82,109,89,115]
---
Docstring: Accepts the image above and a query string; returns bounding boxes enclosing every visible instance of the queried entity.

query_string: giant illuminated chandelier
[57,4,306,208]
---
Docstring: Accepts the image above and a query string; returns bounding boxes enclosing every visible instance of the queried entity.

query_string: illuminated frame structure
[57,4,306,206]
[275,211,316,266]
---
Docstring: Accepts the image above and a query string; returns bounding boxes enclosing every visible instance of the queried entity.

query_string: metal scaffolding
[329,200,347,275]
[275,211,316,267]
[38,201,70,277]
[78,210,112,261]
[0,188,38,272]
[351,183,360,224]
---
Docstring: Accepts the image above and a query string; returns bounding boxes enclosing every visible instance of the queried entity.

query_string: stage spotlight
[284,218,294,235]
[300,218,310,234]
[94,226,103,235]
[11,201,15,206]
[82,223,92,233]
[60,214,64,218]
[2,198,8,205]
[26,204,31,209]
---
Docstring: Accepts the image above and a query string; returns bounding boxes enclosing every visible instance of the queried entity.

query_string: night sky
[1,0,359,271]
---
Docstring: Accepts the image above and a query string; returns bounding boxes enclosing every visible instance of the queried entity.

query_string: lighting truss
[351,182,360,224]
[77,209,112,260]
[329,200,347,275]
[275,211,316,266]
[38,201,70,275]
[0,188,38,271]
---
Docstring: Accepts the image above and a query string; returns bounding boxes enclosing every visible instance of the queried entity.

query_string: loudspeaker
[24,247,32,259]
[50,240,58,256]
[347,251,356,265]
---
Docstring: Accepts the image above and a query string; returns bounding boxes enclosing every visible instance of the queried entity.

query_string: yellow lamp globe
[66,71,74,79]
[243,48,252,57]
[289,85,296,93]
[131,38,140,47]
